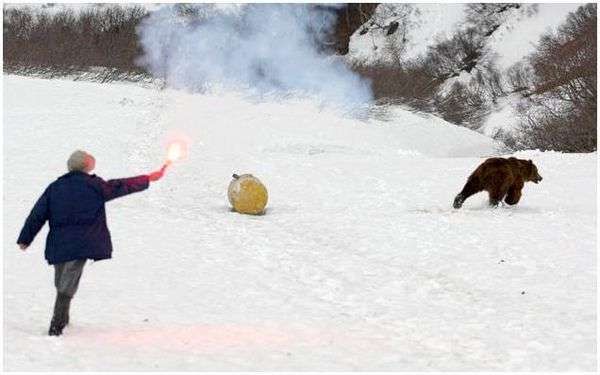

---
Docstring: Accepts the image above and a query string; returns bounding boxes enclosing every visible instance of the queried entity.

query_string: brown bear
[453,157,543,209]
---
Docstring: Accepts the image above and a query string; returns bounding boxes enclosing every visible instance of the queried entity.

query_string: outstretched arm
[96,175,150,202]
[96,164,167,202]
[17,187,50,248]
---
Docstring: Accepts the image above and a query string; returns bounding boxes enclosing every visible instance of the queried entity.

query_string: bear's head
[522,159,543,184]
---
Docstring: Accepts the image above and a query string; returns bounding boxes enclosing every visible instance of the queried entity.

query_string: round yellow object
[228,174,268,215]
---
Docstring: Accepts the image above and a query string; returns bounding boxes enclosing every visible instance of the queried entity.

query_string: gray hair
[67,150,95,172]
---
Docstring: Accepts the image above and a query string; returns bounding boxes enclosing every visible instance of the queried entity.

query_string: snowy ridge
[3,76,596,371]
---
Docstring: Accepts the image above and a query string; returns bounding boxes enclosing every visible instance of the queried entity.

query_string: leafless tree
[519,3,596,151]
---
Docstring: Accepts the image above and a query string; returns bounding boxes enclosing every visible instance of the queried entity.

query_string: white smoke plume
[136,4,373,108]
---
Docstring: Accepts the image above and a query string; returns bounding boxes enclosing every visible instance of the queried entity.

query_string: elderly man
[17,150,166,336]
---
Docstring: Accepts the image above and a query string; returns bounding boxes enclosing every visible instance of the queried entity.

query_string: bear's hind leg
[454,178,481,209]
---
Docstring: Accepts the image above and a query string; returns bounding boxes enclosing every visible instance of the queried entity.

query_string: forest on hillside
[3,3,597,152]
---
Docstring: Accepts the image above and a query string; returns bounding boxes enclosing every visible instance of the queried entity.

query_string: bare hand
[149,164,168,182]
[18,243,28,251]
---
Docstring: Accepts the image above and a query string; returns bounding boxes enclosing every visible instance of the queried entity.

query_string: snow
[398,4,467,61]
[348,3,583,71]
[3,75,596,371]
[437,71,474,98]
[480,94,523,137]
[476,3,584,137]
[347,4,467,65]
[348,3,586,137]
[487,3,584,70]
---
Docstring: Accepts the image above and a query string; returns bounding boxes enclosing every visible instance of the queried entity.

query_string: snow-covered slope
[3,76,596,371]
[485,3,583,70]
[347,4,467,65]
[479,3,583,136]
[348,3,585,136]
[348,3,582,69]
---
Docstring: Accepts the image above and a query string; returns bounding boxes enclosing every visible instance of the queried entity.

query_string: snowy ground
[3,75,596,371]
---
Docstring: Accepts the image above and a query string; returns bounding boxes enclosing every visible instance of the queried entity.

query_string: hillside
[4,3,594,153]
[347,3,592,143]
[347,3,582,69]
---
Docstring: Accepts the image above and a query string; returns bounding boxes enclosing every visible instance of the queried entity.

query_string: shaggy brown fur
[453,157,543,209]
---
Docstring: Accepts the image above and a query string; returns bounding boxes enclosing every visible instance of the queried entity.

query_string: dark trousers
[54,259,86,297]
[49,259,86,332]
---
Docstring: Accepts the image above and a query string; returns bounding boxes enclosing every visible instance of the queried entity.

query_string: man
[17,150,166,336]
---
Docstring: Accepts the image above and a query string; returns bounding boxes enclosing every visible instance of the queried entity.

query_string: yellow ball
[228,174,268,215]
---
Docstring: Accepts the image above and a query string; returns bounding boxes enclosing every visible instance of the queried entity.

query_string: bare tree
[519,3,596,152]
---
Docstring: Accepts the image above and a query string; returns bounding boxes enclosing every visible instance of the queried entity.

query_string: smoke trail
[136,4,373,108]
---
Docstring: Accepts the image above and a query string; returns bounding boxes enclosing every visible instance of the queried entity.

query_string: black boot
[48,320,63,336]
[48,293,71,336]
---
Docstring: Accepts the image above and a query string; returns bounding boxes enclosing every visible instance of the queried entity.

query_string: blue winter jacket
[17,171,150,265]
